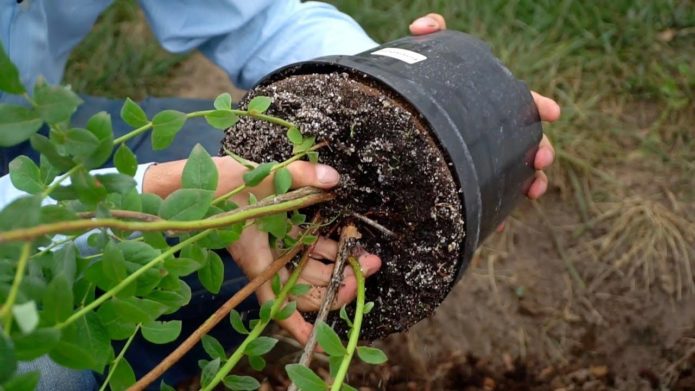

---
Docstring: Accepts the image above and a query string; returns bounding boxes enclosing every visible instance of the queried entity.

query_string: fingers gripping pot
[225,31,542,338]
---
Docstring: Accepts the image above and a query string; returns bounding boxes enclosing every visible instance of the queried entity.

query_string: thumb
[286,161,340,189]
[409,13,447,35]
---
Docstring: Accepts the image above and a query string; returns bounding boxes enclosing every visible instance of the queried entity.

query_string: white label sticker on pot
[371,48,427,64]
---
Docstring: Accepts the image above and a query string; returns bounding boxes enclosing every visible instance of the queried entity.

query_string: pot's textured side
[259,30,542,282]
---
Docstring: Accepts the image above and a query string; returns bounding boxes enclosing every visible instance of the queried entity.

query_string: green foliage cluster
[0,43,385,390]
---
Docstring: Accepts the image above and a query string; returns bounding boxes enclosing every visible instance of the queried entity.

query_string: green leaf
[200,358,220,388]
[9,156,43,194]
[271,274,282,295]
[257,213,288,239]
[34,78,82,124]
[120,98,148,127]
[244,336,277,356]
[70,168,107,205]
[328,355,342,379]
[223,375,260,391]
[316,321,346,357]
[201,334,226,360]
[11,301,39,334]
[2,370,40,391]
[285,364,326,391]
[302,235,318,245]
[0,196,41,233]
[364,301,375,314]
[248,355,265,371]
[160,380,176,391]
[39,155,59,185]
[292,136,316,155]
[109,296,164,321]
[339,305,352,327]
[274,301,296,321]
[141,320,182,344]
[229,310,249,335]
[214,93,233,110]
[0,334,17,383]
[49,313,112,372]
[159,189,214,221]
[96,303,137,340]
[102,241,127,283]
[247,193,257,205]
[42,274,73,324]
[356,346,388,365]
[29,134,74,171]
[205,110,238,129]
[341,384,358,391]
[247,96,272,114]
[0,41,25,94]
[273,167,292,195]
[114,144,138,176]
[180,244,207,265]
[259,300,274,323]
[242,162,275,187]
[82,111,114,169]
[287,127,302,145]
[289,283,311,297]
[0,104,43,147]
[64,128,100,160]
[13,328,60,360]
[163,257,201,277]
[307,151,319,164]
[290,211,306,226]
[198,251,224,294]
[141,193,163,215]
[151,110,186,150]
[182,144,218,191]
[108,358,136,391]
[147,284,191,314]
[96,173,136,194]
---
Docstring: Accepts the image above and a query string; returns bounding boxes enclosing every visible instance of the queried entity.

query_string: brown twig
[130,232,318,390]
[289,224,361,391]
[351,212,398,238]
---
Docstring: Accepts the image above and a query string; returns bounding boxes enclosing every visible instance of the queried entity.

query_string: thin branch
[0,187,332,243]
[100,323,141,391]
[202,245,315,391]
[77,210,163,222]
[1,242,31,335]
[330,256,366,391]
[290,223,361,389]
[351,212,398,238]
[130,219,322,391]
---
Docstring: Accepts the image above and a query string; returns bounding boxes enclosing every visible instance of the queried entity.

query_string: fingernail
[316,164,339,185]
[410,16,438,29]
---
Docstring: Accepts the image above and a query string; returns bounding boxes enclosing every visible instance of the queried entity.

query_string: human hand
[143,157,382,344]
[409,13,561,200]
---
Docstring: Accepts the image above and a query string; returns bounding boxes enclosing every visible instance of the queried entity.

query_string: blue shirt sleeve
[138,0,379,89]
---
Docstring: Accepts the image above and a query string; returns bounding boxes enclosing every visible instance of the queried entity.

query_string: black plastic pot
[259,30,542,281]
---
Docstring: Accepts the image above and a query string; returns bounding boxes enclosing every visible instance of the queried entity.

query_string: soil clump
[221,72,465,339]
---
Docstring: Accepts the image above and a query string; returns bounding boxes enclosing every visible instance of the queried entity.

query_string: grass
[63,0,186,99]
[65,0,694,294]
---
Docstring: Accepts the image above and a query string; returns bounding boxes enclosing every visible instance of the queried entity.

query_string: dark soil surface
[221,72,465,340]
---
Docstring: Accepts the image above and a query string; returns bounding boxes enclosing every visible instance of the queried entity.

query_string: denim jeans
[10,96,258,390]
